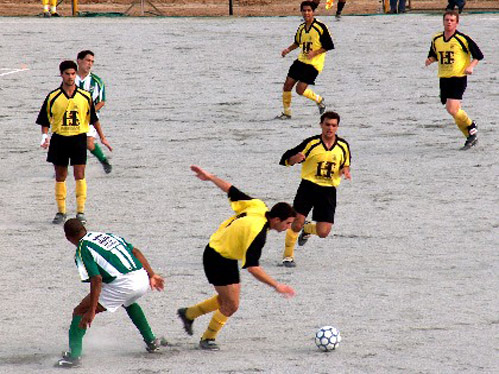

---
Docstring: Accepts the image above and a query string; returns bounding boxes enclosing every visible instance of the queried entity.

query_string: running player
[177,165,296,351]
[425,10,484,150]
[76,50,112,173]
[56,218,166,368]
[37,60,112,225]
[278,1,334,119]
[279,111,351,267]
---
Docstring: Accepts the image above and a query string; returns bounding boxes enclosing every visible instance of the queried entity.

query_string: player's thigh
[101,269,150,312]
[311,185,336,224]
[440,77,467,105]
[69,134,87,166]
[74,293,107,316]
[203,245,240,286]
[288,60,318,85]
[293,180,315,218]
[214,283,241,314]
[47,134,70,167]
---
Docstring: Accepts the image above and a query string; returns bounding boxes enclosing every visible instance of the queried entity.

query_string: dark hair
[59,60,77,74]
[443,10,459,23]
[301,1,317,11]
[268,202,297,221]
[64,218,86,239]
[320,111,340,125]
[77,50,94,60]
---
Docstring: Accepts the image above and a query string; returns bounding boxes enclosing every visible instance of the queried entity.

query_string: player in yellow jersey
[277,1,334,119]
[36,61,112,225]
[279,111,351,267]
[425,11,484,150]
[41,0,58,17]
[177,165,296,350]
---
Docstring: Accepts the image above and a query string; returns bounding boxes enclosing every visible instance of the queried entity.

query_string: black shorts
[203,245,240,286]
[287,60,319,85]
[440,76,467,105]
[47,133,87,166]
[293,179,336,223]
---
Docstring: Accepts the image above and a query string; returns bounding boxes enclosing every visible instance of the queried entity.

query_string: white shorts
[87,124,97,138]
[99,268,149,313]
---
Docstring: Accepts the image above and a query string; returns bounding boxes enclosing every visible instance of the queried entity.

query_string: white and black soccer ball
[315,326,341,351]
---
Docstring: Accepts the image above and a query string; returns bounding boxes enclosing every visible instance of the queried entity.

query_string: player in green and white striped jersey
[56,218,166,368]
[76,50,112,174]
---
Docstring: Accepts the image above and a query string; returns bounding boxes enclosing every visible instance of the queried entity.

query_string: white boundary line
[0,68,30,77]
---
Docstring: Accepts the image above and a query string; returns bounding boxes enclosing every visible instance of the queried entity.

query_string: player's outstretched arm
[132,247,164,291]
[190,165,232,193]
[247,266,296,298]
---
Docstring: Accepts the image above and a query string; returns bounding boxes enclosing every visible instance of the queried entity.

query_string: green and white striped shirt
[75,232,143,284]
[75,72,106,107]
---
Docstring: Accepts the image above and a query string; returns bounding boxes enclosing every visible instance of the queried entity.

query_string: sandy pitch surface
[0,13,498,374]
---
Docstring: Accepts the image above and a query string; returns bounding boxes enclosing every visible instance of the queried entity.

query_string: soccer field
[0,13,498,373]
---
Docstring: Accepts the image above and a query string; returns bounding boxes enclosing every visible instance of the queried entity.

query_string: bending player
[177,165,296,350]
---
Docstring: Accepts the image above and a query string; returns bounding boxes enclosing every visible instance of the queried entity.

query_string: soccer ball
[315,326,341,351]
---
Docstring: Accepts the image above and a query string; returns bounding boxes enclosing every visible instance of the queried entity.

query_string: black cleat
[177,308,194,336]
[76,213,87,225]
[199,339,220,351]
[56,352,81,368]
[281,257,296,268]
[145,337,169,352]
[297,223,311,247]
[52,212,67,224]
[461,134,478,150]
[275,112,292,120]
[317,99,326,114]
[101,159,112,174]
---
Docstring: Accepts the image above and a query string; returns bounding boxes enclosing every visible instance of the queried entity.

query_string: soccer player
[56,218,166,368]
[425,10,484,150]
[279,111,351,267]
[76,50,112,174]
[277,1,334,119]
[177,165,296,350]
[37,60,112,225]
[41,0,58,17]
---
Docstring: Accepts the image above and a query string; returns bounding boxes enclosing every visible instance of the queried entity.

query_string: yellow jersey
[280,135,351,187]
[295,18,334,73]
[209,187,269,268]
[428,31,484,78]
[36,86,98,136]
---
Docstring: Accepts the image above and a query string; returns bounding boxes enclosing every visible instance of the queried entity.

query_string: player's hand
[100,137,113,152]
[289,152,306,165]
[424,58,434,67]
[276,283,296,298]
[342,167,351,180]
[79,310,96,329]
[306,50,316,59]
[281,48,289,57]
[464,66,474,75]
[149,274,165,291]
[191,165,212,181]
[40,134,49,149]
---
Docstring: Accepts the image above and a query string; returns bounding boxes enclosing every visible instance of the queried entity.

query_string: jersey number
[93,234,136,271]
[438,51,454,65]
[303,42,312,53]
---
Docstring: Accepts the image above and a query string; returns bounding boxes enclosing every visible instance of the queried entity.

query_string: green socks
[90,143,107,162]
[125,303,155,343]
[68,315,86,358]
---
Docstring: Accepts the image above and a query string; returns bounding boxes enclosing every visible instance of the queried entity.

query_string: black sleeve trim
[316,21,334,51]
[228,186,252,202]
[242,224,268,269]
[459,32,484,60]
[279,135,320,165]
[35,95,50,127]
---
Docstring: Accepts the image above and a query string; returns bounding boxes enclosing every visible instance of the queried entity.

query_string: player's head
[76,50,95,74]
[64,218,87,244]
[320,111,340,125]
[267,202,297,232]
[443,10,459,24]
[59,60,77,74]
[300,1,316,12]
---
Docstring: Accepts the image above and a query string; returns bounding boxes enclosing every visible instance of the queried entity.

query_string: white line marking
[0,68,30,77]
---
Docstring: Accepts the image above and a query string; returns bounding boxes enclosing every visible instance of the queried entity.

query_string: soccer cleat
[335,14,341,20]
[76,213,87,225]
[52,212,67,224]
[100,159,112,174]
[56,352,81,368]
[282,257,296,268]
[276,112,292,120]
[145,337,168,352]
[199,339,220,351]
[51,12,60,17]
[298,223,311,246]
[461,134,478,150]
[43,11,51,17]
[317,99,326,114]
[177,308,194,336]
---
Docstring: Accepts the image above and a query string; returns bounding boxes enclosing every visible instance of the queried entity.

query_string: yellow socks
[283,229,299,259]
[201,310,229,341]
[453,109,473,137]
[303,222,317,236]
[282,91,292,116]
[75,179,87,213]
[55,181,67,214]
[302,88,322,104]
[186,295,219,320]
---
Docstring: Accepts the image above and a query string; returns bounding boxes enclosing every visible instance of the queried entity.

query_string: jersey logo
[316,161,335,179]
[303,41,312,53]
[62,110,80,127]
[438,51,454,65]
